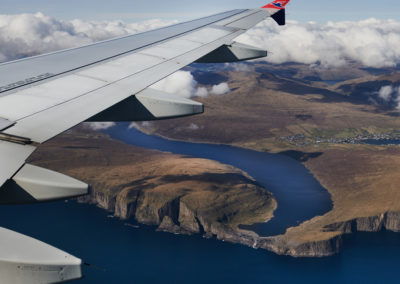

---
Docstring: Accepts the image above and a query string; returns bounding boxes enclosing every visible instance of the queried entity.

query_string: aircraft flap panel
[0,164,89,204]
[88,88,204,122]
[196,42,267,63]
[0,227,82,283]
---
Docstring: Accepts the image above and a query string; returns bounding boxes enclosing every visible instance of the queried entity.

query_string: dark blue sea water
[0,201,399,284]
[0,125,399,283]
[105,124,332,236]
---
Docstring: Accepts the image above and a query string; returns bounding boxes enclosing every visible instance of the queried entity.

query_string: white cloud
[128,122,137,129]
[2,13,400,69]
[195,87,209,98]
[236,18,400,68]
[210,83,230,95]
[153,70,230,98]
[85,122,116,130]
[372,85,400,110]
[0,13,176,62]
[378,86,394,101]
[129,121,152,129]
[152,71,196,99]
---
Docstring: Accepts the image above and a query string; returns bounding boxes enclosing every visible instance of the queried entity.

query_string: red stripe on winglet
[262,0,290,10]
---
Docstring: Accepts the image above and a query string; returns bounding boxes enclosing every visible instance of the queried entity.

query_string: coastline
[29,129,279,253]
[29,123,400,258]
[78,178,400,258]
[125,124,400,257]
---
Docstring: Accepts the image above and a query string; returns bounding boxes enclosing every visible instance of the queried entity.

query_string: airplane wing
[0,0,290,282]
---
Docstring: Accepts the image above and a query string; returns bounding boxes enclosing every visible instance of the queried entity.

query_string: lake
[105,124,332,236]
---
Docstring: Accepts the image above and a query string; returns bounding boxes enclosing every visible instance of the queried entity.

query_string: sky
[1,0,400,23]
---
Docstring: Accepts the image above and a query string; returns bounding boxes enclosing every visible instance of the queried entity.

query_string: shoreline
[117,124,400,257]
[78,182,400,258]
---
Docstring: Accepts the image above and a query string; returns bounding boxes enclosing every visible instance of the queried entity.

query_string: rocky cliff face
[256,235,343,258]
[81,183,400,258]
[84,184,400,258]
[78,186,264,243]
[30,131,278,256]
[324,212,400,234]
[265,211,400,258]
[31,131,400,258]
[70,158,400,258]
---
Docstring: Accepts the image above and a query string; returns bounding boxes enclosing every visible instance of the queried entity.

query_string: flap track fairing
[195,42,267,63]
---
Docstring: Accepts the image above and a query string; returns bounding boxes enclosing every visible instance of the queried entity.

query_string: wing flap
[9,164,88,203]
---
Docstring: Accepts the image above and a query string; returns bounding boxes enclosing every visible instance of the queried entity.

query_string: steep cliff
[263,146,400,257]
[29,129,400,258]
[29,130,277,243]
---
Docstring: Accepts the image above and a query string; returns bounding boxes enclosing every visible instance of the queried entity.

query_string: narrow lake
[105,123,332,236]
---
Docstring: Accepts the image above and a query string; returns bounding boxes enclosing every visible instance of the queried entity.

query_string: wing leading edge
[0,1,290,282]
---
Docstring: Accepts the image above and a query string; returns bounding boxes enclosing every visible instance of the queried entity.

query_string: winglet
[262,0,290,26]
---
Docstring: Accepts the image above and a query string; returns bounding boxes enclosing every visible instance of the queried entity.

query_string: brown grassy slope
[137,70,400,151]
[28,131,276,229]
[278,145,400,243]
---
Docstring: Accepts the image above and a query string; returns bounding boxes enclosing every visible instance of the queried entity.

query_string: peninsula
[28,128,276,243]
